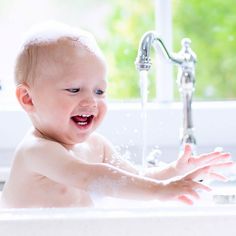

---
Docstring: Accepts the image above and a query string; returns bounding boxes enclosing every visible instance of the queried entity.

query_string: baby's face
[29,41,107,147]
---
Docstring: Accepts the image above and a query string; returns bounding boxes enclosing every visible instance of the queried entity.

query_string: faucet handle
[176,38,197,91]
[181,38,197,63]
[181,38,191,46]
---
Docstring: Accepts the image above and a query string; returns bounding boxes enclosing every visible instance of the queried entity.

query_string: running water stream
[139,70,148,168]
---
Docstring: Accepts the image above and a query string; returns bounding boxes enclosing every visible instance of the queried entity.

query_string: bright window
[172,0,236,101]
[0,0,235,104]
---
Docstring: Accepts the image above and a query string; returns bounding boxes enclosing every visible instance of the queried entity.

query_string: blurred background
[0,0,235,103]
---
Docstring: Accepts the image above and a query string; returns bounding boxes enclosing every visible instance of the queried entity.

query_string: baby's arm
[99,134,140,174]
[25,139,209,204]
[101,135,233,182]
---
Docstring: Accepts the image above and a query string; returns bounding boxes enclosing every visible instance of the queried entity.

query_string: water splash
[146,146,162,166]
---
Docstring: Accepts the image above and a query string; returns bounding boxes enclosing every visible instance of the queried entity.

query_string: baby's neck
[32,128,77,150]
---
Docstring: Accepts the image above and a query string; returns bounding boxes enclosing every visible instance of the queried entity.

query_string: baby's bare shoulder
[87,132,116,159]
[87,132,110,146]
[24,135,60,150]
[16,132,67,161]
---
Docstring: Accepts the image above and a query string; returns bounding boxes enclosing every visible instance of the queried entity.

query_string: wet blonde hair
[14,22,105,86]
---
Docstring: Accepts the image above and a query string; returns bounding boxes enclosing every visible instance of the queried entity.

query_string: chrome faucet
[135,31,197,158]
[176,38,197,154]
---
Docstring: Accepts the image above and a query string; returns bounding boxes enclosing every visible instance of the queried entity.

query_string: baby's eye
[95,89,105,95]
[66,88,80,93]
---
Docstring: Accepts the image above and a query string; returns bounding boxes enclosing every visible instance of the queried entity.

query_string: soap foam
[19,21,102,56]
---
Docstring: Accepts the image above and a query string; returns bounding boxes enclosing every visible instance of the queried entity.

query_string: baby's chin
[61,133,92,148]
[33,130,88,149]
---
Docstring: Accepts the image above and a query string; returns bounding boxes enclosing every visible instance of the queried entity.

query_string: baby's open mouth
[71,114,94,127]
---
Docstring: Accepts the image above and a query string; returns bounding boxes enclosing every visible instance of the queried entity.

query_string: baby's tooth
[78,122,87,125]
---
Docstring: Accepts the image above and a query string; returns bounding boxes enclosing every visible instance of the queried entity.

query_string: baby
[1,22,232,208]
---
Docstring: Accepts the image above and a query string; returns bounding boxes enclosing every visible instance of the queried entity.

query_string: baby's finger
[177,195,194,205]
[192,152,230,165]
[193,162,234,181]
[185,166,210,179]
[196,172,228,182]
[192,180,212,192]
[209,161,234,169]
[205,153,231,165]
[207,172,228,181]
[179,144,192,162]
[196,151,221,162]
[184,188,200,199]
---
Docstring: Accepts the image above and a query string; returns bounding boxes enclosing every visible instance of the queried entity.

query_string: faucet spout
[135,31,181,72]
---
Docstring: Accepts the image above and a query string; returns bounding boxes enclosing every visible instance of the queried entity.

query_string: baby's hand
[172,144,233,181]
[160,166,211,205]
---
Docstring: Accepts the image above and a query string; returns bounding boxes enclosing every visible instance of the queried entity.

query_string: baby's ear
[16,84,34,112]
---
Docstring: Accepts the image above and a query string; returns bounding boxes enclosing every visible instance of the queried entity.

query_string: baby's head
[15,22,108,147]
[15,22,106,86]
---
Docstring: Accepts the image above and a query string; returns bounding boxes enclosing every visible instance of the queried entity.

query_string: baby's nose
[79,94,97,107]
